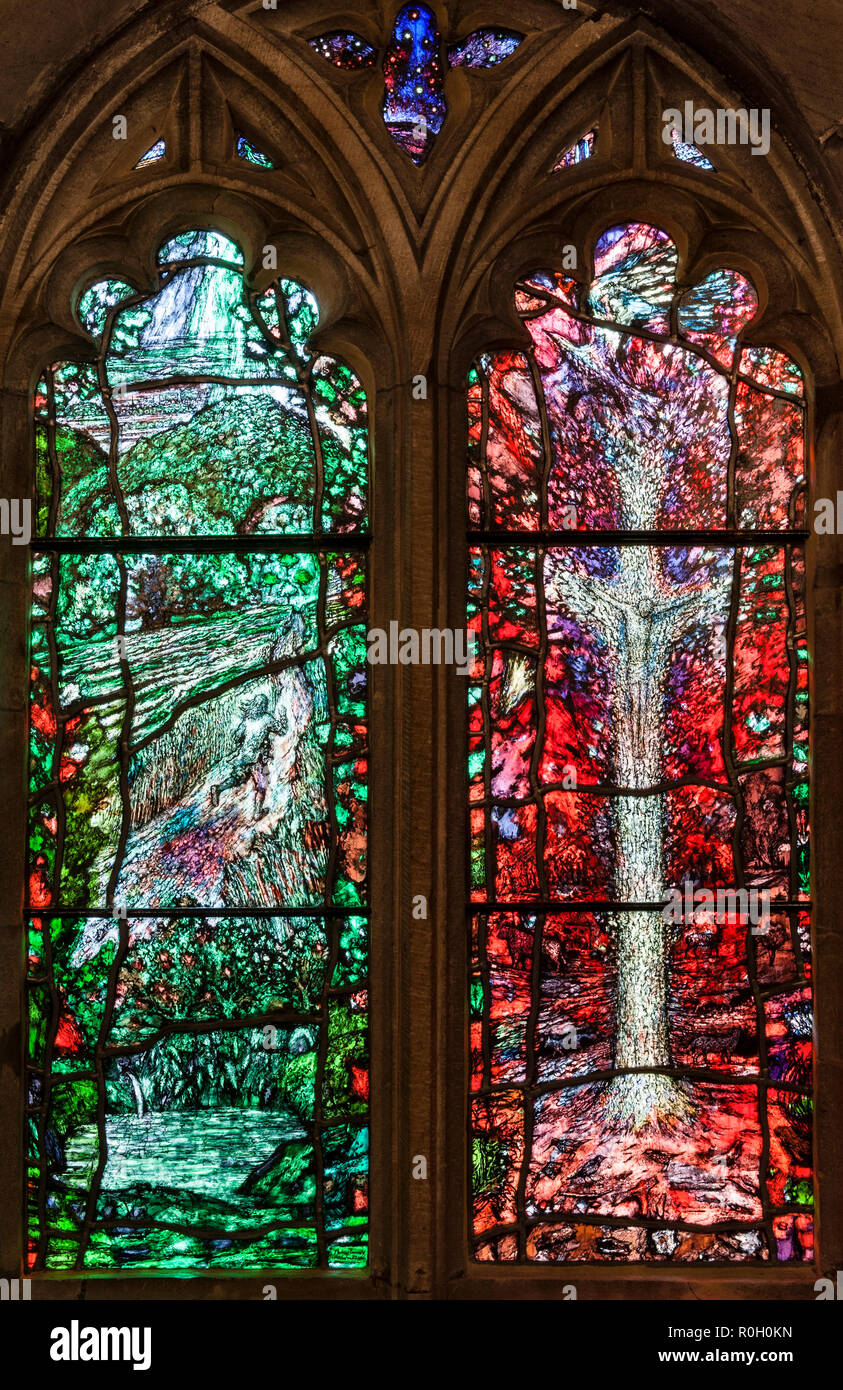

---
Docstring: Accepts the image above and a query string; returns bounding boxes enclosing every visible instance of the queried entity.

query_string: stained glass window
[382,4,446,163]
[670,129,714,169]
[236,134,274,169]
[27,228,370,1272]
[310,9,523,163]
[447,28,523,69]
[467,222,812,1264]
[554,130,596,170]
[308,33,377,70]
[134,140,166,169]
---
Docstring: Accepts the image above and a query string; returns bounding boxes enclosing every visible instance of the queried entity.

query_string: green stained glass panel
[27,229,370,1273]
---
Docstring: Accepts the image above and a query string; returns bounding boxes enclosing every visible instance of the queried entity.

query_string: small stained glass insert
[553,129,596,169]
[236,134,274,168]
[447,28,522,69]
[134,140,165,169]
[671,129,715,169]
[308,32,377,69]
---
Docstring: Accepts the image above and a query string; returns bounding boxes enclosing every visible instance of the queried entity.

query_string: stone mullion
[397,379,439,1296]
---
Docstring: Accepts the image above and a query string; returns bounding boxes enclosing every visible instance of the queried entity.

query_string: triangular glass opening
[670,130,715,169]
[134,139,166,169]
[236,134,274,169]
[553,129,596,170]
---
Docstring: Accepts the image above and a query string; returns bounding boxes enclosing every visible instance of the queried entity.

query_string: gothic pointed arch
[429,9,843,1296]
